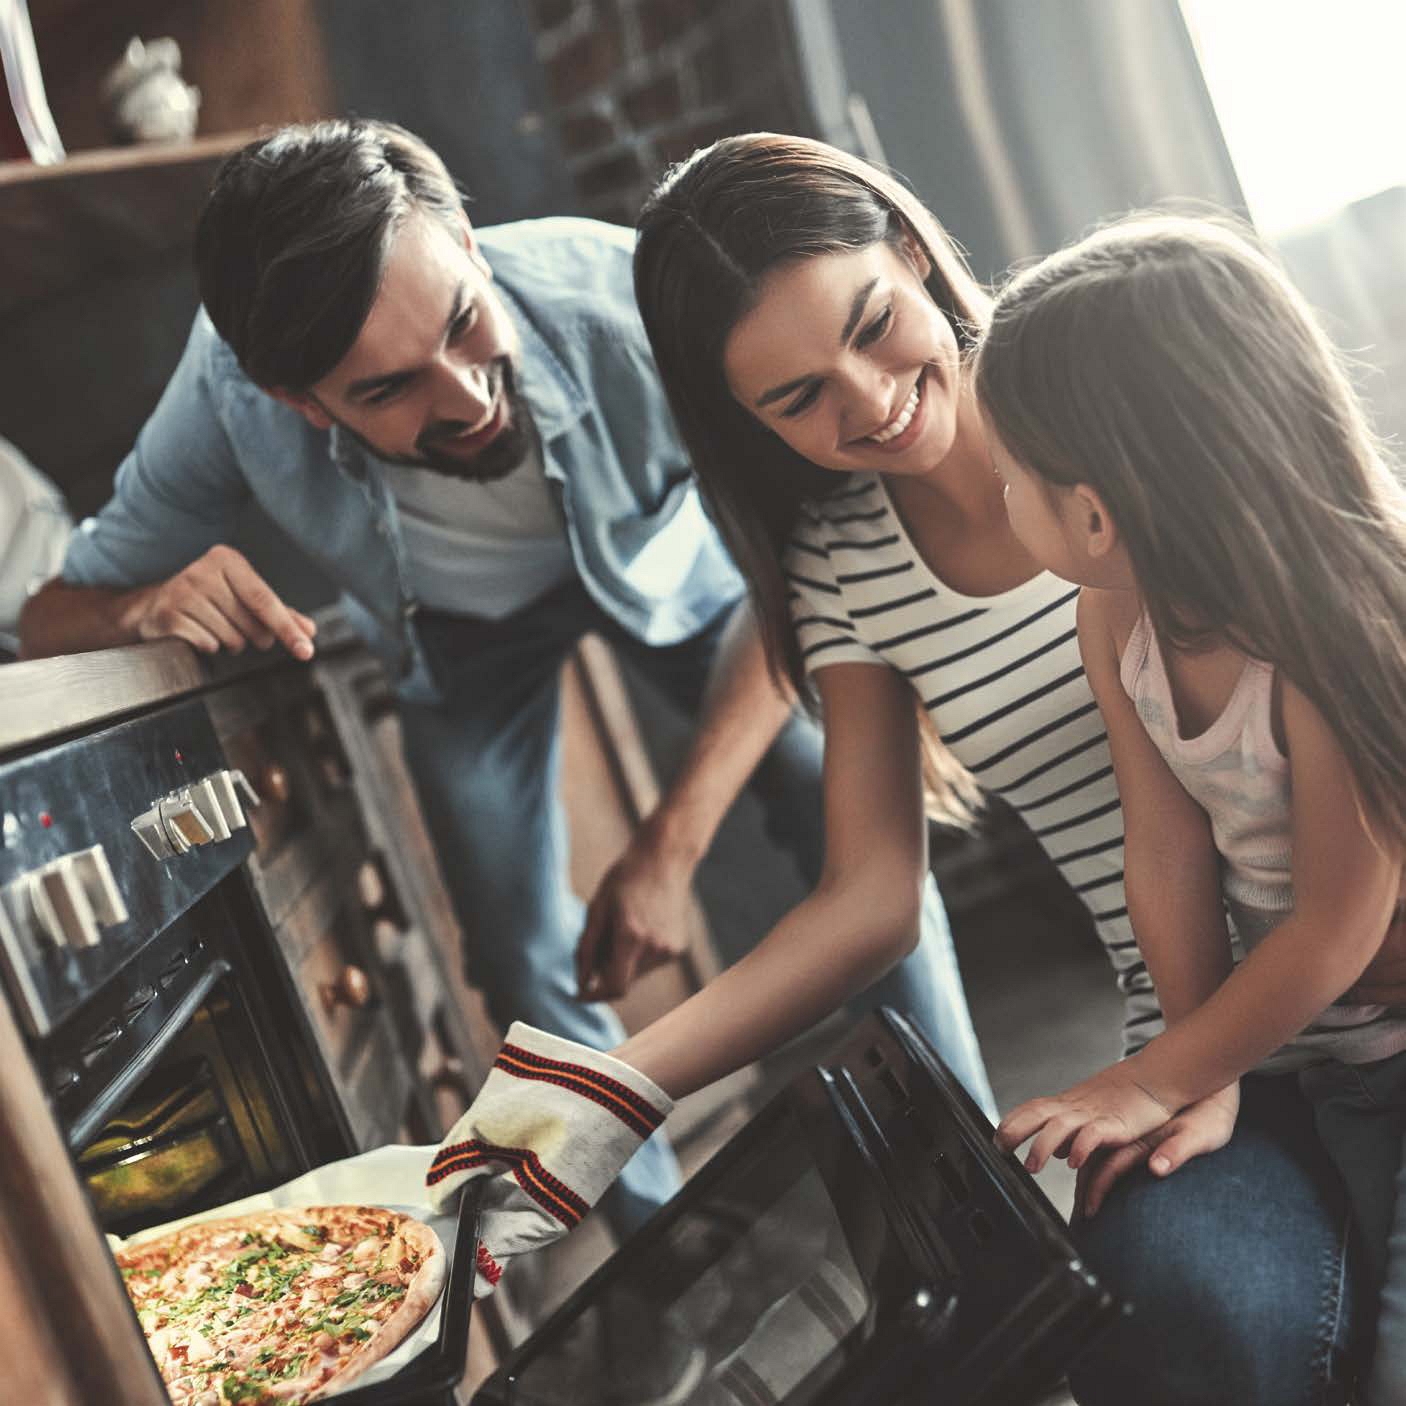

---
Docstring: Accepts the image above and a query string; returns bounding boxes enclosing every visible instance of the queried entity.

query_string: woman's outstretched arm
[612,660,933,1099]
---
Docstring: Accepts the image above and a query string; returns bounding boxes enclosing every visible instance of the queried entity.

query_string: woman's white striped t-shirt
[786,473,1161,1053]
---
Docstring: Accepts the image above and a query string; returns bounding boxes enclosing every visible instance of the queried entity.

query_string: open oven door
[472,1008,1125,1406]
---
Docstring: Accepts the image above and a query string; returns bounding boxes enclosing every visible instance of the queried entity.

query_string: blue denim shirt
[63,217,742,699]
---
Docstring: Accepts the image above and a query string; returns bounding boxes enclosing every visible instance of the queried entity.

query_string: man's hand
[994,1058,1177,1176]
[1074,1081,1239,1218]
[576,823,696,1001]
[127,546,316,659]
[1342,905,1406,1004]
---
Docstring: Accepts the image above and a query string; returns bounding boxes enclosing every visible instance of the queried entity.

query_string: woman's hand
[1074,1081,1240,1218]
[425,1023,673,1296]
[994,1058,1176,1176]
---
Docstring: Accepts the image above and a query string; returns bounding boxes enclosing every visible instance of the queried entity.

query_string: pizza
[114,1204,445,1404]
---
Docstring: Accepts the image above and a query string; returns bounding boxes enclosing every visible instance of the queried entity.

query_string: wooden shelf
[0,129,254,316]
[0,129,253,187]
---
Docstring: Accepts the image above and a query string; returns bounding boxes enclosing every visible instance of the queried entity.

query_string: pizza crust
[316,1218,446,1398]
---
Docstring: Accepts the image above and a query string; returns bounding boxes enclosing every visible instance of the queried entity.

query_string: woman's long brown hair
[976,214,1406,849]
[634,133,993,824]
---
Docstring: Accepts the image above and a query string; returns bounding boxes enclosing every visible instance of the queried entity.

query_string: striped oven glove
[425,1022,673,1297]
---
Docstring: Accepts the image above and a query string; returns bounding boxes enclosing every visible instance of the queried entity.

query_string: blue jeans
[1300,1052,1406,1404]
[397,583,993,1236]
[1374,1148,1406,1405]
[1070,1072,1364,1406]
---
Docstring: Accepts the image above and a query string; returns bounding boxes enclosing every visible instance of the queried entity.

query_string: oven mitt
[424,1021,673,1297]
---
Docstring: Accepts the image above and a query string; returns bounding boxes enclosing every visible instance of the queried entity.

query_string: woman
[430,135,1378,1401]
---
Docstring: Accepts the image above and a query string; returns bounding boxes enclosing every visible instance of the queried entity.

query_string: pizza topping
[117,1207,440,1405]
[186,1331,215,1363]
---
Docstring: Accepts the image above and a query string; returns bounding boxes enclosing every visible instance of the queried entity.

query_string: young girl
[981,213,1406,1403]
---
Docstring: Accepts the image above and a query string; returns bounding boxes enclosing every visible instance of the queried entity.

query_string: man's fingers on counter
[211,583,275,650]
[223,556,314,659]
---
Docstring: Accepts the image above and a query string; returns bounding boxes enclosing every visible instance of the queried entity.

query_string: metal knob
[131,770,261,860]
[262,763,291,804]
[356,859,386,910]
[320,965,372,1013]
[5,844,129,949]
[356,854,407,933]
[158,791,216,852]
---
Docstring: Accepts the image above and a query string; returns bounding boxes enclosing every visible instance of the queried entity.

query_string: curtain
[1276,186,1406,456]
[789,0,1244,283]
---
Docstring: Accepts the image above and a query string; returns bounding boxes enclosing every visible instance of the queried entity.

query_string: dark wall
[316,0,575,228]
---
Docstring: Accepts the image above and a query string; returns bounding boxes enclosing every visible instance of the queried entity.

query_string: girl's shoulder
[1078,587,1143,656]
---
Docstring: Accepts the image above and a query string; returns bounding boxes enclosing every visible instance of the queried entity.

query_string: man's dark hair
[195,119,465,390]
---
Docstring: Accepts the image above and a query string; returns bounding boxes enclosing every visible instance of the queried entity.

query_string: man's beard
[337,358,539,483]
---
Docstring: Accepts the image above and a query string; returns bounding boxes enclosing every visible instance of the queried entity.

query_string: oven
[0,684,482,1405]
[0,694,345,1204]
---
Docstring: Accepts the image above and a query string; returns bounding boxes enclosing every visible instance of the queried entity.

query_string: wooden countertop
[0,640,266,753]
[0,611,356,754]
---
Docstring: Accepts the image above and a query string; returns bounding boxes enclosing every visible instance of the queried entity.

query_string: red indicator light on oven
[39,812,52,828]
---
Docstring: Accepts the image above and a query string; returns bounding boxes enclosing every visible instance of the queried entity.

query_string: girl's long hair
[976,213,1406,848]
[635,133,992,824]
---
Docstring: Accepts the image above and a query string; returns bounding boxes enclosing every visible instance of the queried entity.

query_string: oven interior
[59,887,344,1240]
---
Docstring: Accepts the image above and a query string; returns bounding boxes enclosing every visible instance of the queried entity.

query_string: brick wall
[526,0,814,225]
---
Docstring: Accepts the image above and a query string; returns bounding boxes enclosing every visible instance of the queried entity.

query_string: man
[20,120,988,1231]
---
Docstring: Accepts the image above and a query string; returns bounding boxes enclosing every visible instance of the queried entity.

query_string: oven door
[473,1010,1120,1406]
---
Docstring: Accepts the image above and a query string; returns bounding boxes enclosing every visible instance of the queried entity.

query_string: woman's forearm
[613,873,922,1099]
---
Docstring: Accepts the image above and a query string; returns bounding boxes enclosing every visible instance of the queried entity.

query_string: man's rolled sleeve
[63,314,252,590]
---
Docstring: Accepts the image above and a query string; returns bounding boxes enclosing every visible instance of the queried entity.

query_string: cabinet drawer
[296,915,412,1150]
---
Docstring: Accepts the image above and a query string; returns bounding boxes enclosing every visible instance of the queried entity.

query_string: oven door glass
[475,1096,897,1406]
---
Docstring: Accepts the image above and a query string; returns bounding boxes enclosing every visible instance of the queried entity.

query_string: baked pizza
[115,1204,445,1404]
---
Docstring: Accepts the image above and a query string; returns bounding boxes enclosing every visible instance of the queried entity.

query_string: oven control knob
[17,845,128,949]
[190,776,235,841]
[158,790,216,854]
[70,845,128,927]
[191,769,262,840]
[130,805,176,860]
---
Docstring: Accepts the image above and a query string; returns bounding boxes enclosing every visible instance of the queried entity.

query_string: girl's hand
[994,1059,1175,1176]
[1075,1081,1240,1218]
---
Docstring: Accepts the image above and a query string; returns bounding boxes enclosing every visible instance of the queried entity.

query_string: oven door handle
[818,1064,957,1287]
[67,959,231,1151]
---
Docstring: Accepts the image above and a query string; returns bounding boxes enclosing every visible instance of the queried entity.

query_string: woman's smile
[852,369,927,451]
